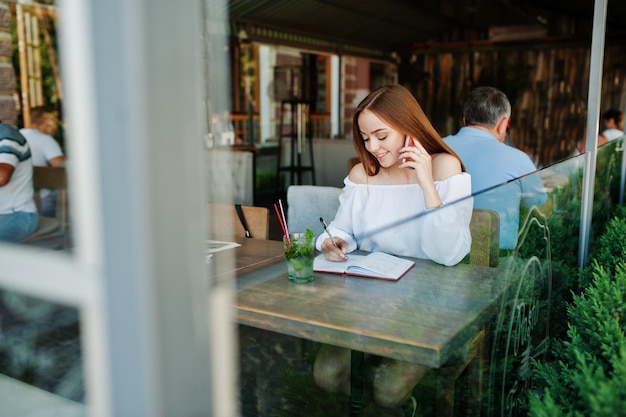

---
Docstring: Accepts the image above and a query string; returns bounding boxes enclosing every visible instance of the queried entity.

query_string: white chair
[286,185,342,238]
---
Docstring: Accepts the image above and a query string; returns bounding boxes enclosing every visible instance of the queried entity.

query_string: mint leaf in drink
[284,229,315,260]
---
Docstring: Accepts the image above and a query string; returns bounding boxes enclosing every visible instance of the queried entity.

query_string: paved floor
[0,288,335,416]
[0,289,84,403]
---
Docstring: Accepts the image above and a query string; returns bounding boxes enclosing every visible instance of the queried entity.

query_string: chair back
[32,166,68,191]
[468,209,500,267]
[20,166,69,248]
[286,185,342,238]
[208,203,270,240]
[33,166,69,229]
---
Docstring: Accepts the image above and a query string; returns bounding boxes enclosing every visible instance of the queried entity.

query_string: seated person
[314,84,473,414]
[0,122,39,241]
[576,109,625,153]
[20,105,65,217]
[598,108,624,146]
[444,86,547,250]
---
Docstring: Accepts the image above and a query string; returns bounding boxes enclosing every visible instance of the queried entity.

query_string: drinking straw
[273,203,291,244]
[278,198,289,236]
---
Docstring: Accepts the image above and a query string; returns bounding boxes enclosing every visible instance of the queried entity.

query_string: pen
[319,217,338,247]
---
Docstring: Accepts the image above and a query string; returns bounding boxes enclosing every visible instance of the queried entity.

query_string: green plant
[517,155,623,342]
[529,263,626,416]
[582,206,626,285]
[11,12,61,125]
[524,166,626,416]
[255,169,276,191]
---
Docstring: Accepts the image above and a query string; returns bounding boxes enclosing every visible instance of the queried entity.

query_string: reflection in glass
[0,289,83,407]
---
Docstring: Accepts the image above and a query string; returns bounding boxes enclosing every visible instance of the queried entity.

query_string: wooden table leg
[349,350,364,417]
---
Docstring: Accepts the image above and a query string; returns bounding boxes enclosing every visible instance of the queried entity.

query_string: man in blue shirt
[444,86,547,250]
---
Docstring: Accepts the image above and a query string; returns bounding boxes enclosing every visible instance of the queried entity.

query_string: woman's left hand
[399,137,434,188]
[399,136,442,208]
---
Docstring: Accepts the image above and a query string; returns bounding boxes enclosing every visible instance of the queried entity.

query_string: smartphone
[402,136,413,164]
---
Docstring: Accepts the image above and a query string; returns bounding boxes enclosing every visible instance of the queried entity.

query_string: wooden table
[209,237,284,280]
[227,239,509,415]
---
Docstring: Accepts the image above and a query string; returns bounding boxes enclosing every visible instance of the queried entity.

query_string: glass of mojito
[283,229,315,283]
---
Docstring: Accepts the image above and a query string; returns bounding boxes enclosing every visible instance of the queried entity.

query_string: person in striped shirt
[0,122,38,241]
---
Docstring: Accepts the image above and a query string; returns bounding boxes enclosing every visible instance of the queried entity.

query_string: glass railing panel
[236,140,626,416]
[591,138,623,235]
[478,156,580,416]
[476,140,624,416]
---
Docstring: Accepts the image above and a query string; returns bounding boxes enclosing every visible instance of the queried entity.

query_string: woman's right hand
[321,237,348,261]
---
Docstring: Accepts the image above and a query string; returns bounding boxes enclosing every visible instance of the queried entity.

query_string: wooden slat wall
[408,44,626,167]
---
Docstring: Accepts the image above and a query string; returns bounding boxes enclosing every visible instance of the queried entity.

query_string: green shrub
[580,206,626,289]
[528,184,626,417]
[255,169,276,191]
[590,205,626,271]
[529,263,626,416]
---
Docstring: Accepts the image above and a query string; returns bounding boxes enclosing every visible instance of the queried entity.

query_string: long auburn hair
[352,84,465,176]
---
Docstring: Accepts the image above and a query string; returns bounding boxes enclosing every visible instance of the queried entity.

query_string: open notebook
[313,252,414,281]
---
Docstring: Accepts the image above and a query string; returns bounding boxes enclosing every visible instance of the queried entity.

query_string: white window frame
[0,0,233,416]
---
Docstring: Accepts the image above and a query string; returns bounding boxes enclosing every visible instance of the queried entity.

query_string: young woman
[313,84,473,414]
[316,84,472,266]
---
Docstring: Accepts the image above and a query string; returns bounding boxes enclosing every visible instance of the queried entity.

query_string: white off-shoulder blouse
[315,172,473,266]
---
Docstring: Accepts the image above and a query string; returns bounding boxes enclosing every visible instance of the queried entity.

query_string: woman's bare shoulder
[348,162,369,184]
[431,152,462,181]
